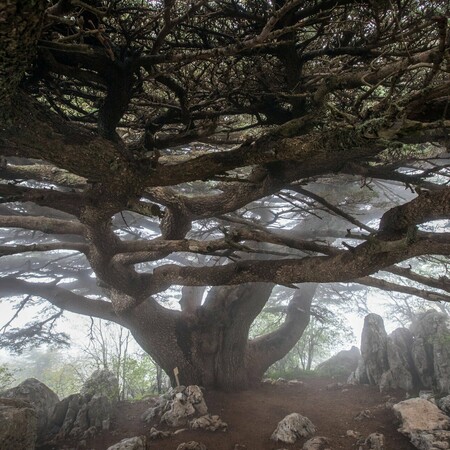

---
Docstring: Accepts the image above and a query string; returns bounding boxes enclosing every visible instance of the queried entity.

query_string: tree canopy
[0,0,449,389]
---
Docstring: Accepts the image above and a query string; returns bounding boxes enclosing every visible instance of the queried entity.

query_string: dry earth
[48,377,416,450]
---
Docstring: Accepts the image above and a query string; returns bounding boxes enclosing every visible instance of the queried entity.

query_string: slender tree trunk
[156,364,163,394]
[306,342,314,371]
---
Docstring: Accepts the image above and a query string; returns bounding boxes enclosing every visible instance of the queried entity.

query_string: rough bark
[0,0,46,121]
[112,283,315,390]
[0,0,449,391]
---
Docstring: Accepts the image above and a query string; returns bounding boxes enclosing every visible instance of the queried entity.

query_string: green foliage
[0,363,17,391]
[81,319,169,399]
[252,284,357,380]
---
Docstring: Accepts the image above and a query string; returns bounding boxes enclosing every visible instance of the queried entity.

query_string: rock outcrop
[1,377,59,442]
[49,369,117,442]
[142,385,226,432]
[360,314,389,385]
[0,397,38,450]
[349,311,450,394]
[315,346,360,378]
[438,395,450,415]
[380,328,416,392]
[410,311,450,394]
[393,398,450,450]
[50,392,113,439]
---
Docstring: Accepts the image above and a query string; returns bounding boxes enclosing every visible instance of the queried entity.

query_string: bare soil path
[53,377,416,449]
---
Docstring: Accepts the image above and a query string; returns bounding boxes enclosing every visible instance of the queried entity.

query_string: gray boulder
[50,392,113,440]
[81,369,119,401]
[106,435,146,450]
[142,385,215,428]
[380,328,415,392]
[0,397,38,450]
[52,393,82,436]
[347,358,369,385]
[271,413,316,444]
[176,442,207,450]
[438,395,450,415]
[87,394,112,429]
[189,414,227,431]
[302,436,331,449]
[360,314,389,385]
[350,311,450,395]
[1,378,59,442]
[411,310,450,394]
[315,346,360,378]
[364,432,385,449]
[393,397,450,450]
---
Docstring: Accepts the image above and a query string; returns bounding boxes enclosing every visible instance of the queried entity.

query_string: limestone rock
[51,392,113,440]
[0,397,38,450]
[393,398,450,450]
[348,358,369,385]
[106,435,146,450]
[149,426,173,439]
[271,413,316,444]
[142,385,217,429]
[189,414,228,431]
[364,432,385,449]
[411,310,450,394]
[302,436,331,449]
[380,328,415,392]
[81,369,119,401]
[347,429,362,439]
[1,378,59,442]
[185,385,208,416]
[176,442,207,450]
[349,311,450,395]
[316,346,360,378]
[438,395,450,415]
[53,394,82,437]
[360,314,389,385]
[161,395,196,426]
[87,394,112,429]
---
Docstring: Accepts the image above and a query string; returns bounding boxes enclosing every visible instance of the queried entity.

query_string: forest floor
[52,376,416,450]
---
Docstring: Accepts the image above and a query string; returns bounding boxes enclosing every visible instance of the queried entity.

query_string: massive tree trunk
[116,283,315,391]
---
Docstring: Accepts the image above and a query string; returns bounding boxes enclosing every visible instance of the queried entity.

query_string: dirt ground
[50,377,416,450]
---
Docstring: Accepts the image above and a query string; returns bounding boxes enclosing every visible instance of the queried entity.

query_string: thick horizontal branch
[380,187,450,234]
[0,242,88,257]
[355,275,450,303]
[0,184,84,217]
[0,277,122,324]
[147,237,450,293]
[385,265,450,293]
[1,162,87,188]
[0,215,85,235]
[113,225,338,265]
[343,162,447,192]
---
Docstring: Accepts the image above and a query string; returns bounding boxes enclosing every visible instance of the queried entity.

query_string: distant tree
[253,283,355,377]
[81,319,168,399]
[7,348,83,398]
[0,0,449,390]
[295,313,354,371]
